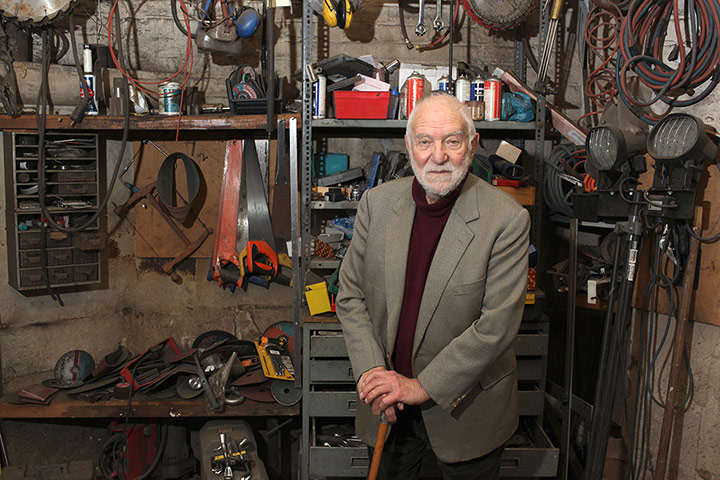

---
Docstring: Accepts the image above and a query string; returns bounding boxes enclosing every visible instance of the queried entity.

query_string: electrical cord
[685,221,720,242]
[616,0,720,124]
[35,20,131,235]
[544,143,587,217]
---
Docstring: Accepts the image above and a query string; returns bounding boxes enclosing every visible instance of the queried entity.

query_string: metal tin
[471,76,485,102]
[80,74,98,115]
[455,75,471,103]
[484,77,502,121]
[159,82,181,115]
[313,73,326,119]
[405,71,427,118]
[438,76,450,92]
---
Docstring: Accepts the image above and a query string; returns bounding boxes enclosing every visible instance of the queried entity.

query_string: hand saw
[243,138,279,278]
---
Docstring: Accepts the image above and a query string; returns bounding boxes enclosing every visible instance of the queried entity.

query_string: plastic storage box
[333,91,391,119]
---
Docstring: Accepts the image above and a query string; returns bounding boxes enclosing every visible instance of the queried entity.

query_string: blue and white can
[471,76,484,102]
[80,74,98,115]
[159,82,181,115]
[438,76,450,92]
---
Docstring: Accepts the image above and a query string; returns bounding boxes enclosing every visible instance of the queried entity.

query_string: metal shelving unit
[299,3,553,478]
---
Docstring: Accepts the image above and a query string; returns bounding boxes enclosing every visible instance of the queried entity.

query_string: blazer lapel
[385,188,415,354]
[413,180,479,352]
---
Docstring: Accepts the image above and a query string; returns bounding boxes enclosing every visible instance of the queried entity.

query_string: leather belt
[156,152,201,222]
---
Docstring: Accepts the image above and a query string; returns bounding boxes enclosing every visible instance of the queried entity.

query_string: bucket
[159,82,181,115]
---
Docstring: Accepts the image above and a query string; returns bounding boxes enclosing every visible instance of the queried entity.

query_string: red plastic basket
[333,91,391,119]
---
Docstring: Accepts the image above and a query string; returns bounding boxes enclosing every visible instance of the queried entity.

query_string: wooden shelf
[0,390,298,419]
[0,113,300,131]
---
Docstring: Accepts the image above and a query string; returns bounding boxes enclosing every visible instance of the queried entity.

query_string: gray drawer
[308,391,358,417]
[513,333,549,356]
[501,420,559,477]
[517,358,544,382]
[308,420,558,478]
[518,389,545,417]
[309,446,368,478]
[309,359,354,383]
[310,334,348,357]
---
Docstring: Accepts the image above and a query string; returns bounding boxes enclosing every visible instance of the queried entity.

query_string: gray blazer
[336,173,530,463]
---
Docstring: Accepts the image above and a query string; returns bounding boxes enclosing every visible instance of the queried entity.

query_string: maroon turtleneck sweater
[391,175,467,377]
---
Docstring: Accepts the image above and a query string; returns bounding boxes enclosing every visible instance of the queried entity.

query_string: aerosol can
[81,45,98,115]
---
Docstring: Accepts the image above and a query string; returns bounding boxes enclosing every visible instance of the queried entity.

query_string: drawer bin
[309,359,354,383]
[76,265,99,282]
[19,250,42,268]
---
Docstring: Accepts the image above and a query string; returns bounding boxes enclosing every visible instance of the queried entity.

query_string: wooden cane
[367,412,389,480]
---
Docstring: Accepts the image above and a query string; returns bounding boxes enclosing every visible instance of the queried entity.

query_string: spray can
[438,76,450,92]
[455,75,471,103]
[402,71,429,119]
[81,45,98,115]
[484,77,502,121]
[313,73,326,119]
[471,76,485,102]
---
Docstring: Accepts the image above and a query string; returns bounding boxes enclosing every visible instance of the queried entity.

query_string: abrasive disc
[263,321,295,355]
[271,379,302,406]
[462,0,535,30]
[54,350,95,382]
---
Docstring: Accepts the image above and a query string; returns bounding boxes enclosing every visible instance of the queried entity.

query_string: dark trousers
[367,405,504,480]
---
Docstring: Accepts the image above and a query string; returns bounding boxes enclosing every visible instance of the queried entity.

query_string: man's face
[406,100,478,202]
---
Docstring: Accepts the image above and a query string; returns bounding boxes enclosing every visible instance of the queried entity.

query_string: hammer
[367,412,389,480]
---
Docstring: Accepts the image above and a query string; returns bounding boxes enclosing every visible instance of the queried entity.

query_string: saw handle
[247,240,278,278]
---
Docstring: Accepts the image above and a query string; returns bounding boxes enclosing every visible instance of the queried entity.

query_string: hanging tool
[535,0,564,90]
[211,140,246,288]
[416,0,427,36]
[114,175,211,284]
[433,0,444,32]
[368,412,389,480]
[271,118,290,252]
[244,138,279,278]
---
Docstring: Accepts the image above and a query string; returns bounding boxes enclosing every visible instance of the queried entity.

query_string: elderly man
[336,93,530,479]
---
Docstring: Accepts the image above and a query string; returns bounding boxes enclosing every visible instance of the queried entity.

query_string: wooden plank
[133,140,225,258]
[0,392,298,418]
[0,113,300,131]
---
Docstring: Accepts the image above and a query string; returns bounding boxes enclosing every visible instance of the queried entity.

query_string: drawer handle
[347,400,356,410]
[501,458,520,468]
[348,367,353,377]
[350,457,369,468]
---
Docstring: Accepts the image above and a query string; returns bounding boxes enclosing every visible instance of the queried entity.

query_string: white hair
[405,92,476,146]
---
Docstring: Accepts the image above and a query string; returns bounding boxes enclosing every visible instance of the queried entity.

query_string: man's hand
[359,369,431,419]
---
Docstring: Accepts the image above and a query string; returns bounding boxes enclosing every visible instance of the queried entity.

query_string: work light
[586,124,647,172]
[647,114,717,165]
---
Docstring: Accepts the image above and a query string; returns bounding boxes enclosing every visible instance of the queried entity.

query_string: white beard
[410,152,471,200]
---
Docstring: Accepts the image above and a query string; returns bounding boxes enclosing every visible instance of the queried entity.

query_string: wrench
[433,0,444,32]
[416,0,427,36]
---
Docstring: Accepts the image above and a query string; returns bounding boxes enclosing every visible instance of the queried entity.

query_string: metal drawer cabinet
[301,319,559,479]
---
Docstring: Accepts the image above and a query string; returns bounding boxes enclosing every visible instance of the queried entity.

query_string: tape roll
[113,382,132,399]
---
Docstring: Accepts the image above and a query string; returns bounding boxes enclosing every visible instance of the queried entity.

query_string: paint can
[438,76,450,92]
[455,75,471,103]
[159,82,181,115]
[313,73,326,119]
[484,77,502,121]
[471,76,485,102]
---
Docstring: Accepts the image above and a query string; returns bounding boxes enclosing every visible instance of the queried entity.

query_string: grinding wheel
[54,350,95,382]
[271,379,302,406]
[263,321,295,355]
[461,0,535,30]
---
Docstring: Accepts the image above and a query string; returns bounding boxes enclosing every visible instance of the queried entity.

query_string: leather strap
[156,152,201,221]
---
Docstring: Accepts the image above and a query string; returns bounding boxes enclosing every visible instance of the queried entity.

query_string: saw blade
[0,0,76,24]
[461,0,535,30]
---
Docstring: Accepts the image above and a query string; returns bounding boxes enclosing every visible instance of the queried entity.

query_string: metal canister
[455,75,471,103]
[159,82,181,115]
[313,73,326,119]
[484,77,502,121]
[471,76,485,102]
[437,76,450,92]
[404,71,428,118]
